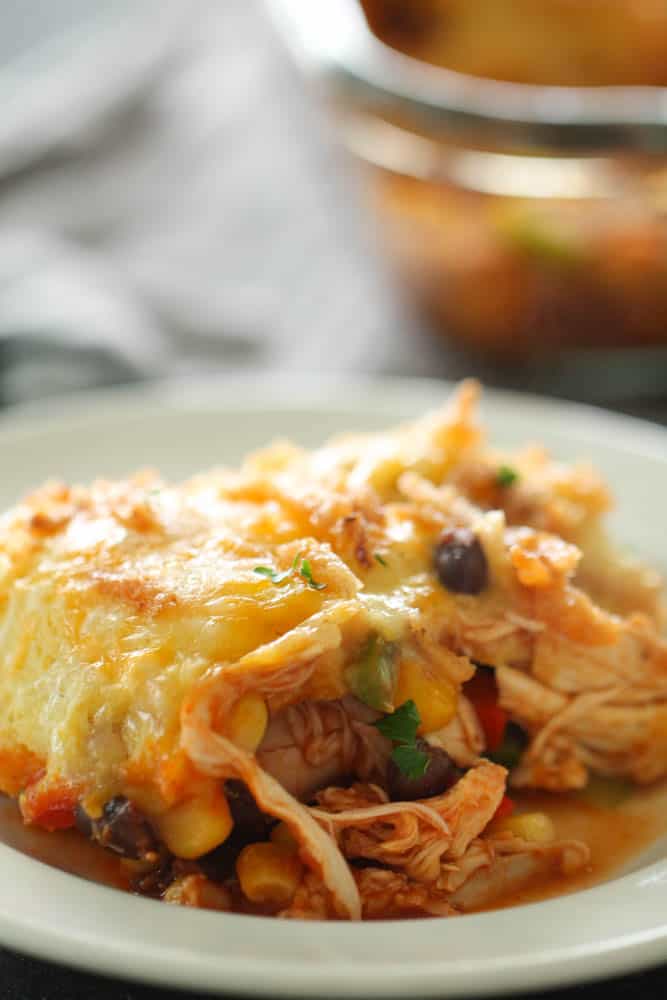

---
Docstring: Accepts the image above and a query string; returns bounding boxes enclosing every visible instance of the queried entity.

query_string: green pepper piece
[496,210,581,268]
[345,636,397,713]
[486,722,528,770]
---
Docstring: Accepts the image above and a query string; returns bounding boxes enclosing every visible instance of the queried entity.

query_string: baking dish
[268,0,667,362]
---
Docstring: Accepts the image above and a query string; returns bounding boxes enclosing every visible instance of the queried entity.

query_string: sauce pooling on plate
[1,782,663,914]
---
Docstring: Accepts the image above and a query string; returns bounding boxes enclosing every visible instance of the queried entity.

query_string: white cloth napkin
[0,0,412,405]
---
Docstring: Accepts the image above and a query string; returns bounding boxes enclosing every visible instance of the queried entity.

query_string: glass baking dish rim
[266,0,667,151]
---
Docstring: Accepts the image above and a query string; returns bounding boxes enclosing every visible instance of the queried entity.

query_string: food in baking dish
[361,0,667,86]
[355,0,667,357]
[367,174,667,357]
[0,382,664,919]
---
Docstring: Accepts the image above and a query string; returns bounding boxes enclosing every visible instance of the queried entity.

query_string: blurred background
[1,5,667,994]
[1,0,667,417]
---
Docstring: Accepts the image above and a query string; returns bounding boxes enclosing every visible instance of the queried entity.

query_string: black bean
[76,796,160,861]
[387,741,460,801]
[433,528,488,594]
[199,781,273,882]
[486,722,529,770]
[74,805,94,840]
[226,780,270,840]
[132,859,175,898]
[198,843,237,882]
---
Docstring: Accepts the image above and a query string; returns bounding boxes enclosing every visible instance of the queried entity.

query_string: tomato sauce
[487,780,667,911]
[0,780,665,914]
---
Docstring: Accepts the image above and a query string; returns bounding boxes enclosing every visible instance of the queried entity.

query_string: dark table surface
[0,948,665,1000]
[0,2,665,997]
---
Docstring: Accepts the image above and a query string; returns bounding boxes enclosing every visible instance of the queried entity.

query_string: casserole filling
[0,381,664,918]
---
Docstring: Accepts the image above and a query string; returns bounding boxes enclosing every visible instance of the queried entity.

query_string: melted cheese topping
[0,484,357,804]
[0,379,656,824]
[0,400,470,810]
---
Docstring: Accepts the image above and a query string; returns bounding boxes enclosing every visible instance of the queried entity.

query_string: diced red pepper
[493,795,515,821]
[475,701,509,751]
[33,802,77,831]
[20,776,78,831]
[464,670,508,751]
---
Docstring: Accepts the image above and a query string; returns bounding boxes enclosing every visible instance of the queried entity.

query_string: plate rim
[5,370,667,460]
[0,372,665,998]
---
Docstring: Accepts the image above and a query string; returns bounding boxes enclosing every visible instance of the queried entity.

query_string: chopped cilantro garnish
[390,743,430,780]
[253,566,293,584]
[375,699,420,743]
[298,557,327,591]
[496,465,519,488]
[254,554,327,591]
[374,700,430,779]
[374,552,388,567]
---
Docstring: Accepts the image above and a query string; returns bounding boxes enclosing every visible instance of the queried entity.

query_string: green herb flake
[374,699,420,745]
[374,700,431,779]
[496,465,519,489]
[253,566,293,584]
[391,744,430,779]
[374,552,388,567]
[255,553,327,591]
[299,558,327,591]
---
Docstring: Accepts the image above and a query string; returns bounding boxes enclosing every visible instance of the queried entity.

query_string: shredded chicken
[497,665,667,789]
[279,832,590,920]
[175,382,660,916]
[397,471,667,789]
[279,866,457,919]
[279,870,338,920]
[426,694,485,767]
[448,834,591,910]
[257,696,388,801]
[310,762,505,884]
[181,602,366,920]
[355,868,457,919]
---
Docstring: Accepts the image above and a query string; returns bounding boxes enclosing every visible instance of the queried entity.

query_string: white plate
[0,373,666,998]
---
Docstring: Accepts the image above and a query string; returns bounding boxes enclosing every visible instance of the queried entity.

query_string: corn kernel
[236,842,303,907]
[498,812,556,844]
[157,789,233,859]
[81,794,104,820]
[123,783,170,817]
[393,659,458,734]
[270,821,298,852]
[227,693,269,753]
